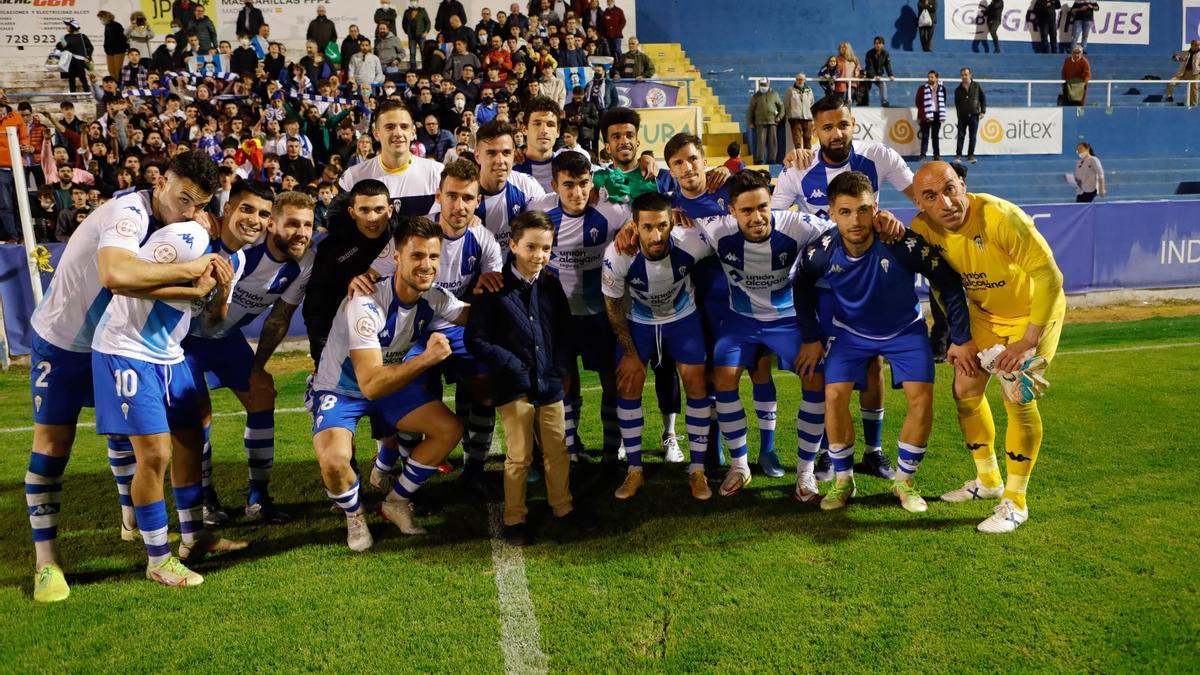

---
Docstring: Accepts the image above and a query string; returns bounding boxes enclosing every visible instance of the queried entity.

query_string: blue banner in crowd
[2,200,1199,356]
[616,81,681,108]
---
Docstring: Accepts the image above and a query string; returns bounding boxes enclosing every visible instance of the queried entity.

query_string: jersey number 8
[114,369,138,397]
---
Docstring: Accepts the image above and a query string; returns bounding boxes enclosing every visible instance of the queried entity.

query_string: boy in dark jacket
[465,210,594,546]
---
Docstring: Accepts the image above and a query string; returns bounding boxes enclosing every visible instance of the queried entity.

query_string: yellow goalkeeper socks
[956,395,1003,489]
[1002,400,1043,511]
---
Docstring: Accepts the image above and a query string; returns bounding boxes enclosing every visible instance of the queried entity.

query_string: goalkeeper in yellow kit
[909,162,1066,534]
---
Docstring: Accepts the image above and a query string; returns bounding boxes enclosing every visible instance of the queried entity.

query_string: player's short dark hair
[598,107,640,143]
[551,152,592,182]
[810,94,851,121]
[509,209,554,243]
[373,99,416,126]
[826,171,875,207]
[227,180,276,209]
[664,132,703,163]
[440,158,480,187]
[727,169,771,207]
[524,95,562,119]
[166,150,220,196]
[393,215,442,250]
[727,141,741,158]
[631,192,672,223]
[475,120,516,147]
[349,178,390,203]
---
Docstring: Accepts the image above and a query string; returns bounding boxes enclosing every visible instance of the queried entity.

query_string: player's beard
[823,140,851,165]
[271,232,306,262]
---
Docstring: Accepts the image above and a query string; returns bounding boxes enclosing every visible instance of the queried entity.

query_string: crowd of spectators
[0,0,656,244]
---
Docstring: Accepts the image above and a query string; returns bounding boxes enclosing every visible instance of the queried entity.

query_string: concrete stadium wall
[636,0,1182,56]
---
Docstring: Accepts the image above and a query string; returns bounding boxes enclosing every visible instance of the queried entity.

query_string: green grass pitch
[0,315,1197,671]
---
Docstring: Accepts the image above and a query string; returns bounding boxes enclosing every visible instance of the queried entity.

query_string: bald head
[912,161,970,231]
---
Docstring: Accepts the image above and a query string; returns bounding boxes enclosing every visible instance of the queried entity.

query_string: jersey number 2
[34,362,51,388]
[114,369,138,397]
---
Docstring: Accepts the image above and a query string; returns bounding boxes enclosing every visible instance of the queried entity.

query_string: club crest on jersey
[511,203,521,215]
[355,317,377,339]
[974,235,984,251]
[880,258,890,273]
[677,265,688,277]
[717,198,725,210]
[778,251,789,265]
[120,402,131,420]
[588,227,600,243]
[34,395,43,412]
[153,244,178,263]
[413,319,425,335]
[114,218,138,238]
[467,255,477,270]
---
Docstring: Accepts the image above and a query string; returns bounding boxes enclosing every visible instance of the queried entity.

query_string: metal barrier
[747,76,1197,108]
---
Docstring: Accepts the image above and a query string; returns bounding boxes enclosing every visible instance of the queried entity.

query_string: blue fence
[3,199,1199,356]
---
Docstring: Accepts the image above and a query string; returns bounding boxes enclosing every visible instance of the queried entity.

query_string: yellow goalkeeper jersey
[909,192,1066,328]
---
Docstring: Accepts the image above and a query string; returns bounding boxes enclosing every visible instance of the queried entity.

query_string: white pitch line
[5,341,1195,436]
[487,504,550,674]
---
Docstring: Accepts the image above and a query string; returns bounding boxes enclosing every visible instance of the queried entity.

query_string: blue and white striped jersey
[771,141,913,219]
[600,231,712,325]
[693,210,832,321]
[429,223,502,331]
[312,278,465,398]
[189,242,314,339]
[512,155,554,193]
[528,194,631,317]
[30,190,162,353]
[337,155,444,217]
[92,221,215,365]
[476,171,545,249]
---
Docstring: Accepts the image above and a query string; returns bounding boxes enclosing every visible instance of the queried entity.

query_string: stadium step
[643,43,747,160]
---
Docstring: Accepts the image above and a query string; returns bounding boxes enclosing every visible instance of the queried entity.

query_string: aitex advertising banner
[635,106,702,159]
[852,107,1063,156]
[944,0,1150,46]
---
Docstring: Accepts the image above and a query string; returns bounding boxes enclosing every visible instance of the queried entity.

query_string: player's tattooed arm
[253,300,299,370]
[606,295,646,394]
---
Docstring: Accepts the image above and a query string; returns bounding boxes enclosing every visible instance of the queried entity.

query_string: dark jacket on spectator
[865,47,893,78]
[237,4,265,38]
[306,16,338,52]
[375,6,399,35]
[465,261,573,406]
[104,21,130,56]
[955,80,987,116]
[231,45,259,76]
[152,43,185,71]
[435,0,468,33]
[403,6,432,40]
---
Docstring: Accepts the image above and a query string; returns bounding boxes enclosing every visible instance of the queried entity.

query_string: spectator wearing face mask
[747,78,783,164]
